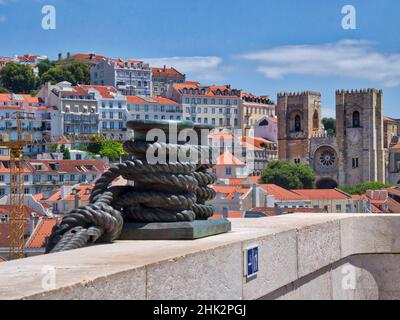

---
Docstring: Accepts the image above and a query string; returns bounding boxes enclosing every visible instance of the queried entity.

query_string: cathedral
[277,89,386,188]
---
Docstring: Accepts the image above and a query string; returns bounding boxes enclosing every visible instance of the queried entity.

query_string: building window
[336,205,342,212]
[294,158,301,164]
[295,115,302,132]
[353,111,360,128]
[226,167,232,176]
[352,158,359,168]
[313,110,319,130]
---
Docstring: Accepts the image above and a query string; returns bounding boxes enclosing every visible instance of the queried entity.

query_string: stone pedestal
[119,219,231,240]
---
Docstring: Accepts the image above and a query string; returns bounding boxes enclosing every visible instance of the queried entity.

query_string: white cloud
[241,40,400,87]
[144,56,224,82]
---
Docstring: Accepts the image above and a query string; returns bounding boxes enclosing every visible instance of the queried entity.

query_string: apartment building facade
[152,66,185,97]
[0,94,59,156]
[126,96,183,122]
[79,85,129,140]
[0,159,107,197]
[167,82,241,129]
[38,82,99,136]
[91,58,152,96]
[240,93,276,129]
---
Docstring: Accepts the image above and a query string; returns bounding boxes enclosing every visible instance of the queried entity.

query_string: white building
[0,93,59,156]
[91,58,152,96]
[167,82,241,128]
[79,85,129,140]
[127,96,183,121]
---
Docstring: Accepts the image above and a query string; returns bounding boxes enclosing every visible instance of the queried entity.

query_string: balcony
[1,214,400,300]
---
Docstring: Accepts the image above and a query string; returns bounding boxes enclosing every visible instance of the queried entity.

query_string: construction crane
[0,111,127,259]
[0,111,25,259]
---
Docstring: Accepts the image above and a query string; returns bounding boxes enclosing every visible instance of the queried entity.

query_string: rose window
[319,150,336,167]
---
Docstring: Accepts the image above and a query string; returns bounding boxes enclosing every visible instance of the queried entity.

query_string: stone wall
[1,214,400,300]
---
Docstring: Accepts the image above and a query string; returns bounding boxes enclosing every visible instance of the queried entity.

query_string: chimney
[163,65,166,71]
[74,194,81,209]
[58,53,62,61]
[222,207,229,219]
[252,184,260,208]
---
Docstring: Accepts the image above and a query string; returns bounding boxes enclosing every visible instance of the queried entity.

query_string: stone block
[119,219,231,240]
[297,220,341,277]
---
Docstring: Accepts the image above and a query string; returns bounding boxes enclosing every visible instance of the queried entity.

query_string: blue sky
[1,0,399,117]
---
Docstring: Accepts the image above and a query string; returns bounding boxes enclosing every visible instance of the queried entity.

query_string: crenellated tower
[336,89,385,185]
[277,91,322,165]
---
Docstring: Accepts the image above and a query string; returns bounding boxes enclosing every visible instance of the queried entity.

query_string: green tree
[322,118,336,135]
[99,141,125,162]
[86,137,125,162]
[0,62,37,93]
[40,60,90,86]
[63,61,90,85]
[37,59,56,77]
[338,182,392,195]
[60,144,71,160]
[40,67,75,85]
[0,87,10,93]
[261,160,316,189]
[48,144,59,153]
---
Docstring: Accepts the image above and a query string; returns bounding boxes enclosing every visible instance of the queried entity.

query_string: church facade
[277,89,386,187]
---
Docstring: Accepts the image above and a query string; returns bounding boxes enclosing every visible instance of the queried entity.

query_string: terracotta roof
[388,197,400,213]
[15,54,45,62]
[292,189,351,200]
[260,184,304,201]
[26,159,107,174]
[0,161,32,174]
[46,184,94,202]
[79,85,118,99]
[227,176,261,185]
[0,221,30,247]
[242,136,274,148]
[152,67,184,78]
[211,211,244,219]
[216,152,246,166]
[173,82,240,98]
[241,92,272,103]
[211,185,250,200]
[126,96,178,105]
[69,53,107,61]
[0,256,6,263]
[387,188,400,197]
[0,93,42,104]
[25,218,57,249]
[384,116,398,123]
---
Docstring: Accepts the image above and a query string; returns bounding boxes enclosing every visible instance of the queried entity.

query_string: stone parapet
[1,214,400,300]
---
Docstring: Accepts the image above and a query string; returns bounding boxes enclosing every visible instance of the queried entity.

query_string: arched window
[295,115,302,132]
[353,111,360,128]
[313,110,319,130]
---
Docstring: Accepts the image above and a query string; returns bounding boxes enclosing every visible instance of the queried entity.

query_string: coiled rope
[46,121,217,254]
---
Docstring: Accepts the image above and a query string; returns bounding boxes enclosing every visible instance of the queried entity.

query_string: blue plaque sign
[245,245,259,279]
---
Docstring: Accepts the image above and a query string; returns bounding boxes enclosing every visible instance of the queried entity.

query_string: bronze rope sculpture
[46,120,218,254]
